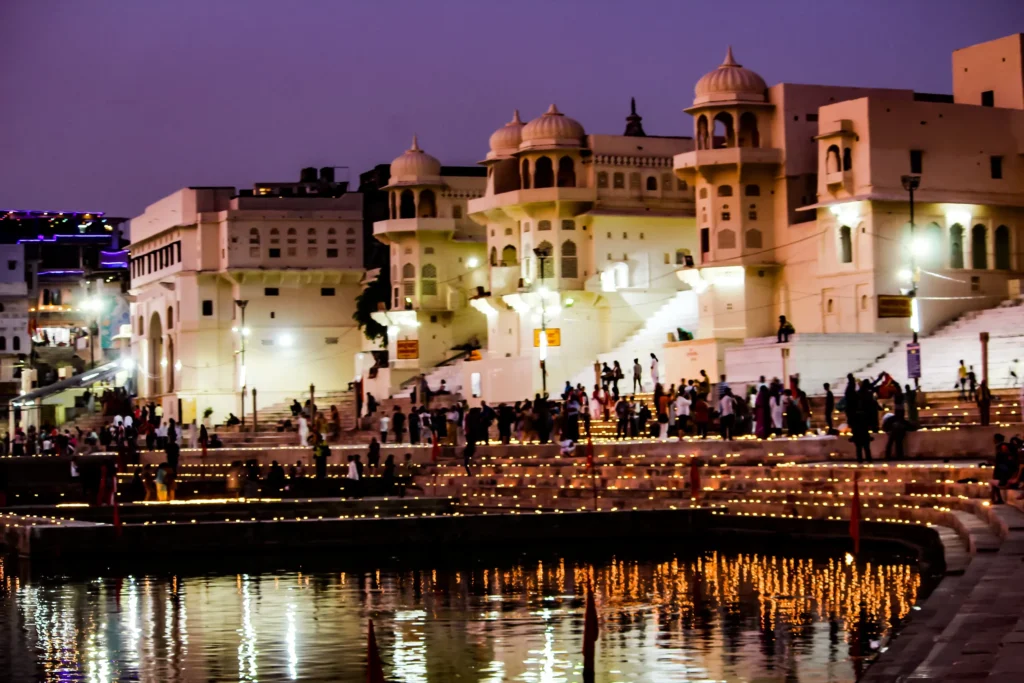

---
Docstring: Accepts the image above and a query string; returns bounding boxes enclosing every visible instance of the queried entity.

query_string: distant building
[128,167,365,423]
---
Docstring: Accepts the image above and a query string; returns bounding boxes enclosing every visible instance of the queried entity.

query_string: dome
[693,47,767,105]
[388,135,443,186]
[487,110,525,160]
[519,104,585,150]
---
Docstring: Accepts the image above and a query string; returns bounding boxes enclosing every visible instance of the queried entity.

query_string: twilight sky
[1,0,1021,219]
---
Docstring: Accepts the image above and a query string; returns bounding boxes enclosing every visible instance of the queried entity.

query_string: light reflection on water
[0,551,922,682]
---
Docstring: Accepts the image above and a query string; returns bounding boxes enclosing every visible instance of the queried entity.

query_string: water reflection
[0,550,922,682]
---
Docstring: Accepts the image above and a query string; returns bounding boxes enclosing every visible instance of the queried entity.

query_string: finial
[545,103,562,116]
[624,97,646,137]
[511,109,522,125]
[722,45,739,67]
[630,97,637,116]
[410,134,421,152]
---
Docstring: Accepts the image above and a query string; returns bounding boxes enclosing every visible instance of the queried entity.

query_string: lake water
[0,548,924,682]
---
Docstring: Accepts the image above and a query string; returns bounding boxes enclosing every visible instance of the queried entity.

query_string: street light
[901,174,921,340]
[533,247,550,395]
[234,299,249,425]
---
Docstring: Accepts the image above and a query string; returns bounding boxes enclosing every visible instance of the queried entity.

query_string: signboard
[533,328,561,347]
[906,342,921,380]
[877,295,912,319]
[396,340,419,360]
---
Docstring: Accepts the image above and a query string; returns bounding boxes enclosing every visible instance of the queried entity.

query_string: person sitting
[777,315,795,343]
[225,413,241,426]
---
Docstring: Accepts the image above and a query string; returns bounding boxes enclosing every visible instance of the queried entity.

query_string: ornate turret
[623,97,646,137]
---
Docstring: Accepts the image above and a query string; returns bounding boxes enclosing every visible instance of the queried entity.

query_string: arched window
[505,227,513,236]
[401,263,415,303]
[269,228,280,244]
[972,224,987,270]
[646,176,657,191]
[537,241,555,279]
[950,224,965,269]
[738,112,759,148]
[995,225,1011,270]
[402,263,415,278]
[717,229,736,249]
[399,190,415,218]
[699,187,708,199]
[717,185,733,197]
[138,315,144,336]
[501,245,517,266]
[745,229,763,249]
[167,339,174,393]
[418,189,437,218]
[167,306,174,330]
[696,115,710,150]
[538,220,552,231]
[389,193,397,219]
[307,228,317,244]
[489,247,498,266]
[327,228,337,245]
[249,228,260,244]
[712,112,735,148]
[534,157,554,188]
[826,145,841,174]
[861,295,868,311]
[12,336,20,351]
[421,264,438,295]
[745,185,760,197]
[521,159,531,189]
[42,289,50,306]
[843,148,852,171]
[827,299,834,314]
[561,220,575,231]
[556,156,576,187]
[613,173,625,189]
[839,225,853,263]
[597,172,608,188]
[561,240,578,278]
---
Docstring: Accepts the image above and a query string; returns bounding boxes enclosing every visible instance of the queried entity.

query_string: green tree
[353,269,389,344]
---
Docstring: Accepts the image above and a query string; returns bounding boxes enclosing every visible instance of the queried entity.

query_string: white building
[0,244,29,388]
[128,168,365,423]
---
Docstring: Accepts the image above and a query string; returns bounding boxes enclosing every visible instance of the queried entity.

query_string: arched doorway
[148,312,164,396]
[167,338,175,393]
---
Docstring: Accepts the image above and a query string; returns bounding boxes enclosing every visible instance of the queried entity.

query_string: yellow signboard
[533,328,561,347]
[877,295,912,319]
[396,340,419,359]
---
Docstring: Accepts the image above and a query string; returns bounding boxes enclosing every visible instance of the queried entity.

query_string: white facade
[129,177,365,423]
[0,244,28,384]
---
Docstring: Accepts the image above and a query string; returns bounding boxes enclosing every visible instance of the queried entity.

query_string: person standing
[770,391,784,436]
[718,388,735,440]
[650,354,660,389]
[1009,358,1020,387]
[977,379,993,426]
[199,423,209,458]
[378,412,390,444]
[367,437,381,472]
[346,455,361,496]
[632,358,643,393]
[674,390,691,436]
[392,407,406,444]
[905,384,919,426]
[852,380,875,463]
[957,360,968,399]
[313,434,330,479]
[409,407,421,445]
[754,385,771,439]
[823,383,835,433]
[967,366,978,401]
[615,396,630,439]
[297,413,309,447]
[692,394,710,439]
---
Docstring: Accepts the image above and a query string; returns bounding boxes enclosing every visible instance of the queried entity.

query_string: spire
[545,103,562,116]
[722,45,740,67]
[624,97,646,137]
[410,135,421,152]
[510,109,522,125]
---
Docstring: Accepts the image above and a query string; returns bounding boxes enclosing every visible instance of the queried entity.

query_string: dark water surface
[0,548,924,682]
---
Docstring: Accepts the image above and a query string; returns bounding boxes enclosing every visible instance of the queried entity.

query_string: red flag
[583,584,598,674]
[690,460,701,503]
[585,438,594,470]
[431,433,440,463]
[367,619,385,683]
[112,465,122,538]
[850,471,861,555]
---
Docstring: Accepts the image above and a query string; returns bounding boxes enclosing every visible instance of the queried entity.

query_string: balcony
[373,218,457,243]
[674,147,782,179]
[468,187,595,223]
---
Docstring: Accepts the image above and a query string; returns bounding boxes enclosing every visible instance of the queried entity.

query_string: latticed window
[561,240,578,278]
[421,263,438,295]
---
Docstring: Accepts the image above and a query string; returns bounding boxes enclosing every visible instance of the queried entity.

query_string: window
[613,172,625,189]
[861,295,868,311]
[981,90,994,107]
[995,225,1011,270]
[265,287,280,296]
[739,112,760,147]
[991,156,1003,179]
[270,228,280,244]
[326,228,337,244]
[597,171,608,188]
[561,240,578,278]
[748,206,758,221]
[7,260,15,270]
[538,220,551,231]
[424,247,435,254]
[0,337,6,351]
[537,242,555,279]
[202,300,213,316]
[972,225,987,269]
[700,228,710,255]
[556,156,576,187]
[501,245,517,266]
[950,224,964,269]
[249,228,260,244]
[721,205,731,221]
[744,185,760,197]
[827,299,834,314]
[307,228,317,244]
[561,220,575,230]
[167,306,174,330]
[805,113,819,122]
[661,173,672,191]
[826,145,841,173]
[842,148,852,171]
[452,205,463,219]
[270,248,281,258]
[402,263,415,278]
[699,187,708,199]
[399,190,415,218]
[321,287,336,296]
[717,185,733,197]
[504,227,513,236]
[12,336,19,351]
[521,159,531,189]
[138,315,144,335]
[645,176,657,191]
[745,229,763,249]
[534,157,554,188]
[971,276,981,292]
[308,246,318,257]
[718,229,736,249]
[629,172,641,189]
[287,228,297,243]
[839,225,853,263]
[421,264,438,295]
[326,248,338,258]
[418,189,437,217]
[910,150,923,174]
[677,179,687,191]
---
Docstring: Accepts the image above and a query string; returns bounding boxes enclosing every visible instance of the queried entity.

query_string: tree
[353,269,389,344]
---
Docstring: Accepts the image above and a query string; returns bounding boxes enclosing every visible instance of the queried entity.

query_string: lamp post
[533,247,549,395]
[901,174,921,336]
[234,299,249,426]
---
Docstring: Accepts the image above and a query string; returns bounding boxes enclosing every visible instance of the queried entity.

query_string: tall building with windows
[128,167,364,422]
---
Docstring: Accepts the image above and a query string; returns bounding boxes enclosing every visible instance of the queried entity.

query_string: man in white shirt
[674,392,691,436]
[718,388,736,440]
[378,414,390,443]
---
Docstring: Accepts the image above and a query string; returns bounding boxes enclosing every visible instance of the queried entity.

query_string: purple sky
[1,0,1021,219]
